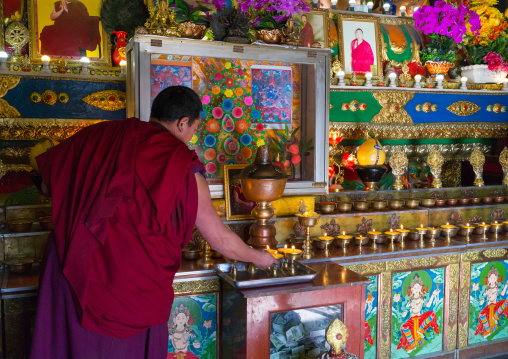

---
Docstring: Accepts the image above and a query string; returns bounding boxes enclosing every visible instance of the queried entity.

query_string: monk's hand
[254,251,280,270]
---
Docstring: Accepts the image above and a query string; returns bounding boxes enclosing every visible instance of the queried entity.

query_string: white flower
[472,283,480,292]
[394,293,401,303]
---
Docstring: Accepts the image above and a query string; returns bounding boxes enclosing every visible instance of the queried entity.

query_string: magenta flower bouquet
[235,0,311,28]
[413,1,480,63]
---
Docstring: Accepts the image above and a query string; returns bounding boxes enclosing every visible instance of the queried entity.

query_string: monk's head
[318,0,332,8]
[151,86,202,144]
[355,28,363,41]
[302,15,307,25]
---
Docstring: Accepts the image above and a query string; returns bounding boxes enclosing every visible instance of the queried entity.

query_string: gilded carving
[82,90,127,111]
[448,323,457,351]
[411,257,437,268]
[446,101,481,116]
[172,278,220,294]
[0,99,20,118]
[442,161,462,187]
[460,287,469,322]
[470,148,485,187]
[371,91,414,124]
[438,254,461,266]
[0,77,21,98]
[386,259,409,271]
[462,251,481,262]
[389,150,408,190]
[500,147,508,185]
[329,121,508,140]
[41,90,58,106]
[346,261,385,275]
[379,271,392,359]
[459,322,469,348]
[449,263,460,323]
[483,248,508,258]
[427,147,444,188]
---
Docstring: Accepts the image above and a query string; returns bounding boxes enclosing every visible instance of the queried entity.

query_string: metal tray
[215,261,318,289]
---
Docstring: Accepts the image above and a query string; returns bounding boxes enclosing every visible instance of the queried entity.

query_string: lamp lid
[238,145,286,180]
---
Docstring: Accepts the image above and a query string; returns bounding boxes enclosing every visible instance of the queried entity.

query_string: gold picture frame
[295,9,330,49]
[223,164,255,221]
[335,12,383,77]
[27,0,111,66]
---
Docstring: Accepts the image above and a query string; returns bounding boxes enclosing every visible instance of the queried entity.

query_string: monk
[351,28,375,74]
[300,15,314,47]
[30,86,278,359]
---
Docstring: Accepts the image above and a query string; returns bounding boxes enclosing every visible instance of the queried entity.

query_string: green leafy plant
[252,14,286,31]
[462,35,508,65]
[174,0,211,26]
[420,35,458,63]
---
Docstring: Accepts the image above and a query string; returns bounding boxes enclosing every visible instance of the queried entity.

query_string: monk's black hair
[355,28,363,34]
[150,86,202,126]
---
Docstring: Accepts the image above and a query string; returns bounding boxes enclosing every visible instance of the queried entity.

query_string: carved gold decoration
[82,90,127,111]
[438,254,461,265]
[58,93,69,104]
[447,101,480,116]
[349,100,359,112]
[329,121,508,140]
[389,150,408,190]
[448,323,457,352]
[144,0,181,37]
[427,147,444,188]
[0,77,21,98]
[459,322,468,348]
[346,262,385,274]
[470,147,485,187]
[459,259,471,350]
[483,248,508,258]
[442,161,461,187]
[422,102,431,113]
[500,147,508,185]
[41,90,57,106]
[172,278,220,294]
[386,259,409,271]
[449,263,459,324]
[30,92,41,104]
[411,257,438,268]
[0,99,20,118]
[325,318,348,355]
[341,102,349,111]
[415,104,422,112]
[462,251,481,262]
[372,91,414,123]
[380,271,392,359]
[0,118,104,141]
[4,21,29,60]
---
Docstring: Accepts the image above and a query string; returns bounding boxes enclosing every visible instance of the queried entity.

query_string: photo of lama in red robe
[350,29,374,74]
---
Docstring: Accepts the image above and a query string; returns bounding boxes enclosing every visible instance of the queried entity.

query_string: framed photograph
[294,10,330,49]
[336,13,383,76]
[168,292,219,358]
[28,0,111,65]
[223,164,255,221]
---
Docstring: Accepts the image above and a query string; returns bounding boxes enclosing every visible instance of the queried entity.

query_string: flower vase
[425,61,454,76]
[461,64,507,83]
[255,29,285,44]
[112,31,127,66]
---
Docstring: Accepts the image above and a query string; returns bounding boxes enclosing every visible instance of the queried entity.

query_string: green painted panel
[330,91,382,122]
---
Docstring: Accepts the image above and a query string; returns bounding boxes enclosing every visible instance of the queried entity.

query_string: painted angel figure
[475,265,508,338]
[397,274,440,353]
[168,304,201,358]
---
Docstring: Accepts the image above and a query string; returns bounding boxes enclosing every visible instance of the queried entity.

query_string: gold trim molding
[0,77,21,98]
[372,91,414,124]
[329,122,508,140]
[0,118,105,141]
[0,99,20,118]
[172,278,220,295]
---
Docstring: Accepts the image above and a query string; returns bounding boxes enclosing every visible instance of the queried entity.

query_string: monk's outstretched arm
[194,174,278,270]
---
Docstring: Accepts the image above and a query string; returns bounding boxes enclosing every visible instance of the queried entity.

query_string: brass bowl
[490,225,504,233]
[482,196,493,204]
[354,235,370,246]
[312,238,327,250]
[474,225,489,235]
[375,235,387,244]
[182,249,201,260]
[334,237,351,247]
[336,201,353,212]
[290,237,305,250]
[240,178,287,203]
[6,259,34,274]
[353,200,370,211]
[405,199,420,209]
[447,198,459,206]
[408,230,420,241]
[39,216,53,230]
[7,218,33,233]
[494,196,505,203]
[420,198,436,207]
[470,197,481,204]
[435,199,447,207]
[319,202,336,214]
[459,198,470,205]
[389,199,404,210]
[440,227,458,237]
[371,200,387,210]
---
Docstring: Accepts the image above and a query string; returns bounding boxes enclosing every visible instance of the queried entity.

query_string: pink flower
[235,153,245,163]
[289,144,299,154]
[226,78,234,87]
[212,107,223,119]
[484,52,503,71]
[201,95,210,105]
[255,123,264,132]
[284,160,290,168]
[237,68,244,76]
[214,72,222,81]
[502,62,508,73]
[229,142,236,150]
[244,96,253,106]
[291,154,301,165]
[203,320,212,329]
[206,162,217,174]
[217,153,227,163]
[232,107,243,118]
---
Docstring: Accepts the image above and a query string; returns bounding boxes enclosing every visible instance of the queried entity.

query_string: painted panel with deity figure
[469,261,508,345]
[391,269,444,358]
[364,275,378,359]
[167,293,218,359]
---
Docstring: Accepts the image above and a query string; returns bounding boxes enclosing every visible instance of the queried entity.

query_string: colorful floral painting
[391,269,444,358]
[469,261,508,345]
[167,293,217,359]
[365,275,378,359]
[151,56,192,102]
[251,65,292,128]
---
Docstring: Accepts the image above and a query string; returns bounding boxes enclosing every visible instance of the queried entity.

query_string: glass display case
[127,36,330,198]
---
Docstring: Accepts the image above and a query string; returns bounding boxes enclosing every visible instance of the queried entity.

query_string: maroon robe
[35,118,202,339]
[301,23,314,47]
[351,39,374,74]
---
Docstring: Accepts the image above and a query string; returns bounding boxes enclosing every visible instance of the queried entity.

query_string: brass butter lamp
[239,146,287,249]
[319,232,335,257]
[441,222,457,243]
[285,246,303,276]
[491,221,503,240]
[368,229,382,250]
[478,222,491,241]
[416,225,428,248]
[385,229,399,251]
[396,225,409,248]
[462,223,475,242]
[295,212,320,259]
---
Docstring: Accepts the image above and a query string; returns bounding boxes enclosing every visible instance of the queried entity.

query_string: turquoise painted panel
[365,275,378,359]
[391,269,444,358]
[469,261,508,345]
[168,293,218,358]
[407,93,508,123]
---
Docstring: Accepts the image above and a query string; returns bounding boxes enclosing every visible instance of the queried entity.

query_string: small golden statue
[315,318,358,359]
[283,19,303,46]
[500,147,508,185]
[427,147,444,188]
[144,0,181,38]
[470,147,485,187]
[390,150,408,190]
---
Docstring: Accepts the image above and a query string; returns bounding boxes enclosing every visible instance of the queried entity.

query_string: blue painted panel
[3,78,126,120]
[407,93,508,123]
